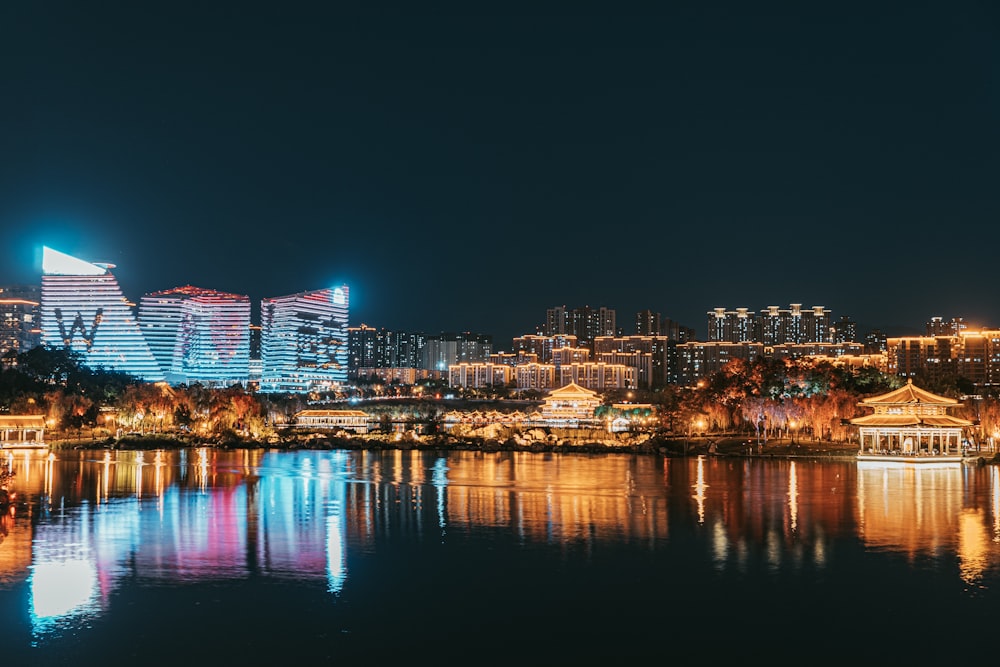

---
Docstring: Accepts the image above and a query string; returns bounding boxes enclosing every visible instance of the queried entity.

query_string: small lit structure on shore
[290,409,369,434]
[0,415,46,447]
[851,379,971,463]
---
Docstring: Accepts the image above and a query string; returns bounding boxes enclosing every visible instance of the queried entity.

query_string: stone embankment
[47,428,1000,463]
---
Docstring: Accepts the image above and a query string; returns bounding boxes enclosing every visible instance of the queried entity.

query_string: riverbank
[30,430,910,461]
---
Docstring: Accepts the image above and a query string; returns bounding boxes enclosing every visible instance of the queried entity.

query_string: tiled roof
[849,414,972,427]
[546,382,598,399]
[0,415,45,428]
[858,379,959,406]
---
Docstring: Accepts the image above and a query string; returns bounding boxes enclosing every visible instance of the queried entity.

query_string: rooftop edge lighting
[42,246,108,276]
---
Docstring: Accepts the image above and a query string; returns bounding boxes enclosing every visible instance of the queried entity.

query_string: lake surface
[2,447,999,665]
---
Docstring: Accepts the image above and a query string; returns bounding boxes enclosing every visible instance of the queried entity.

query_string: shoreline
[26,432,894,461]
[19,431,998,465]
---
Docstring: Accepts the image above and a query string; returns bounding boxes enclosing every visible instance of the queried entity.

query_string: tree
[15,346,83,385]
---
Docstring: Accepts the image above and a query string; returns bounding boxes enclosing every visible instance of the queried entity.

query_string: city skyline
[6,246,985,346]
[3,4,998,345]
[0,241,996,344]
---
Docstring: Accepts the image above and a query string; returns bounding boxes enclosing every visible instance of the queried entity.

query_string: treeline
[614,356,996,442]
[2,347,999,444]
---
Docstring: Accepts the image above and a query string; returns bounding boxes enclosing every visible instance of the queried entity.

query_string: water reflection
[855,461,993,587]
[1,448,999,642]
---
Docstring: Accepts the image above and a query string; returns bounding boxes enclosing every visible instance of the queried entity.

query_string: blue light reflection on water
[2,449,1000,663]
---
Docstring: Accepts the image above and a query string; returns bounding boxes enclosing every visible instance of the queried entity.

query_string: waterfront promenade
[29,429,893,461]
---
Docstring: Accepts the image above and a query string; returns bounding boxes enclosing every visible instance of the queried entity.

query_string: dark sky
[2,2,999,347]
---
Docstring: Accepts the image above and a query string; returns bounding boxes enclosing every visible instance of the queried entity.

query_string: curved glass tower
[138,286,251,387]
[259,286,349,393]
[39,246,163,381]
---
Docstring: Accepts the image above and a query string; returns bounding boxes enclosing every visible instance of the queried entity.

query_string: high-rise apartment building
[926,316,968,337]
[39,247,163,381]
[347,323,382,374]
[138,285,251,387]
[259,285,349,393]
[664,318,696,343]
[708,307,755,343]
[865,329,887,354]
[593,335,676,387]
[542,305,615,347]
[676,341,764,386]
[832,315,858,343]
[512,334,578,363]
[635,309,661,336]
[421,332,492,371]
[346,325,435,378]
[0,284,41,361]
[544,306,567,336]
[709,304,832,345]
[885,328,1000,388]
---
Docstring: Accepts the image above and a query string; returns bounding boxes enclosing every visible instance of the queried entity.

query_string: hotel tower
[259,285,349,392]
[138,286,251,387]
[39,246,163,381]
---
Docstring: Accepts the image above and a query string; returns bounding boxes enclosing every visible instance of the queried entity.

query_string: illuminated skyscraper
[138,286,251,387]
[259,285,349,393]
[39,246,163,381]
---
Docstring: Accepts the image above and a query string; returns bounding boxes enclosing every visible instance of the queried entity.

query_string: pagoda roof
[0,415,45,429]
[295,409,368,417]
[849,414,973,427]
[857,379,960,407]
[546,382,599,399]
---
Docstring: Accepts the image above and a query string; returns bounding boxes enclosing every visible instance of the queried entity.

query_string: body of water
[1,447,998,664]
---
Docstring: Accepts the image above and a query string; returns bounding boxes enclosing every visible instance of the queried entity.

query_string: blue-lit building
[39,246,163,381]
[138,285,251,387]
[259,286,349,393]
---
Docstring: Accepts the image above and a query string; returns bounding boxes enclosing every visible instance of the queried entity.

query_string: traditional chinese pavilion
[850,379,972,461]
[539,382,602,423]
[0,415,46,448]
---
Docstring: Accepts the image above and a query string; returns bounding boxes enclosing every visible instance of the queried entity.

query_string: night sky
[2,2,998,347]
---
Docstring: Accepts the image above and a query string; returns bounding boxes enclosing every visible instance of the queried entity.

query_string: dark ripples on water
[1,448,998,664]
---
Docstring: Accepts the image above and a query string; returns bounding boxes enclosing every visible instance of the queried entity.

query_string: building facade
[421,332,492,371]
[675,341,764,386]
[138,285,251,387]
[886,329,1000,389]
[39,247,163,381]
[448,363,513,388]
[511,334,577,362]
[290,409,369,434]
[259,285,349,393]
[709,304,832,345]
[593,334,676,387]
[542,305,616,346]
[0,284,41,362]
